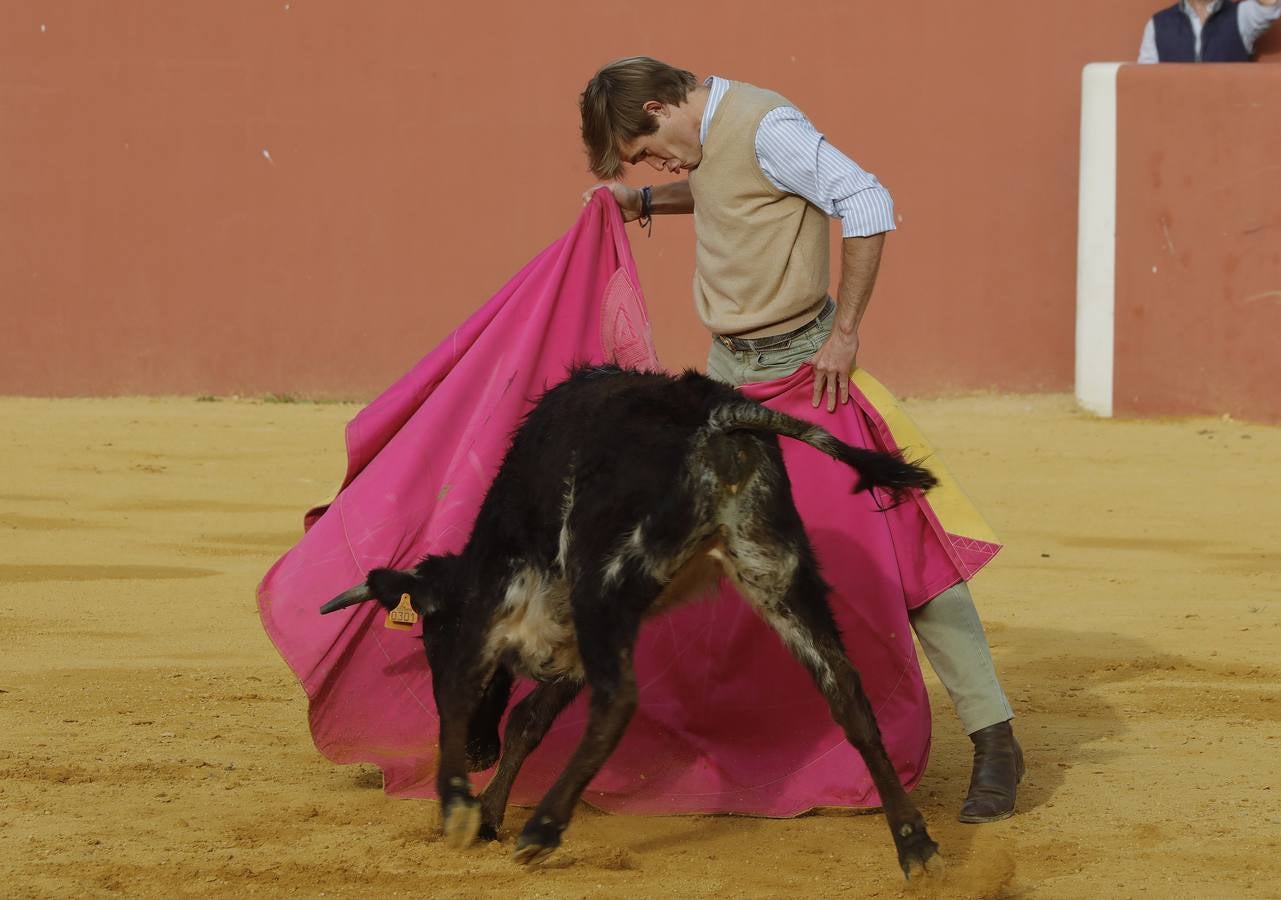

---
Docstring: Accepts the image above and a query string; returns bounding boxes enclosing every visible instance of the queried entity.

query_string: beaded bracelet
[638,185,653,236]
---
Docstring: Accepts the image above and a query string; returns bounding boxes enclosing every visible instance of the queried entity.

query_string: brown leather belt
[714,297,834,352]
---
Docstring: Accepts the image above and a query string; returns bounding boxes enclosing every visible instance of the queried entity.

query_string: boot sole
[957,807,1016,824]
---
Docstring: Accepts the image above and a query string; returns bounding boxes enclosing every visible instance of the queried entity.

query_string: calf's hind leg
[732,544,942,880]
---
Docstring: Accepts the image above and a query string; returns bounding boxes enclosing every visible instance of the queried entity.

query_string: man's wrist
[637,185,653,235]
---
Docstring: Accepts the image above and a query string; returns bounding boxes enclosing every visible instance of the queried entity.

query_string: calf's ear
[364,567,412,602]
[366,567,440,615]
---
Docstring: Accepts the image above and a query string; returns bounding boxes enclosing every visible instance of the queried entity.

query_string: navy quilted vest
[1153,2,1250,61]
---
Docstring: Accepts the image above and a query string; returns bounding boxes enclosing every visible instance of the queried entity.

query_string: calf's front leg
[466,664,514,772]
[475,678,583,841]
[512,581,648,865]
[432,660,493,849]
[512,660,638,865]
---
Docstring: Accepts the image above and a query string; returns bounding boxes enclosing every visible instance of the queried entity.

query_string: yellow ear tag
[385,592,418,631]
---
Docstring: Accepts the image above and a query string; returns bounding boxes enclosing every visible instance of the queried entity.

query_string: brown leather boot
[958,720,1024,823]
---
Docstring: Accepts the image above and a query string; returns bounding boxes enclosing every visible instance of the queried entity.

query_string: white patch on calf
[601,522,647,588]
[555,477,575,574]
[715,474,837,693]
[485,567,581,680]
[602,553,627,587]
[765,608,836,694]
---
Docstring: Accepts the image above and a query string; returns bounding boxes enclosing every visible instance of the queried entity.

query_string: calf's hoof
[465,735,501,772]
[896,824,943,881]
[442,796,482,850]
[512,815,563,866]
[476,821,499,843]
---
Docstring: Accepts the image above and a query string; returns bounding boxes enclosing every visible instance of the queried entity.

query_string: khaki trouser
[706,327,1014,735]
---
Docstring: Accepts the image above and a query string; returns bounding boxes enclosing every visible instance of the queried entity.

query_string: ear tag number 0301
[385,592,418,631]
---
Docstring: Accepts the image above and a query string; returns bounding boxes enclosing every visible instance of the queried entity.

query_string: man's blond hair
[579,57,697,179]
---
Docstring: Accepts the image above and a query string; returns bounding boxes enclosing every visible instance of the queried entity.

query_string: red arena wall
[2,1,1277,399]
[1114,64,1281,423]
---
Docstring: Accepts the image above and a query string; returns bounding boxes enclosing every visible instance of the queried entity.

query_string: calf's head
[320,556,463,669]
[322,554,512,772]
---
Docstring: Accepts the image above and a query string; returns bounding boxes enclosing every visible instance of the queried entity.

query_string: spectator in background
[1139,0,1280,62]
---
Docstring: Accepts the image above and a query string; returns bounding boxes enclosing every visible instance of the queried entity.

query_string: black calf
[321,365,942,879]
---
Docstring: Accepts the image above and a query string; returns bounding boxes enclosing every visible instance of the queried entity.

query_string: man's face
[618,101,703,175]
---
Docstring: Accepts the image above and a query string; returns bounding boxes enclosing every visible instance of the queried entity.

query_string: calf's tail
[706,399,937,505]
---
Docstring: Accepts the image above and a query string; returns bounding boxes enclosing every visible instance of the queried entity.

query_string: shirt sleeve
[1238,0,1281,52]
[755,107,896,239]
[1138,18,1160,63]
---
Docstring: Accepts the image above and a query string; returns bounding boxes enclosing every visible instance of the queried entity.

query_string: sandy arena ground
[1,393,1278,899]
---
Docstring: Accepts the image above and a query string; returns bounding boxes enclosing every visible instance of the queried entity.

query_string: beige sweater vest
[689,82,830,338]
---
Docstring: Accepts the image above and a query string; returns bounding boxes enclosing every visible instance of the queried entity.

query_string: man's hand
[810,327,860,413]
[582,183,642,221]
[810,232,885,412]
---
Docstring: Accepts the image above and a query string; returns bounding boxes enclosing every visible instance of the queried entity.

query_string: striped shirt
[700,76,896,239]
[1138,0,1281,62]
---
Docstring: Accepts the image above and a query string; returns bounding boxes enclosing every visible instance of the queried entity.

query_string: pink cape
[257,191,1000,816]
